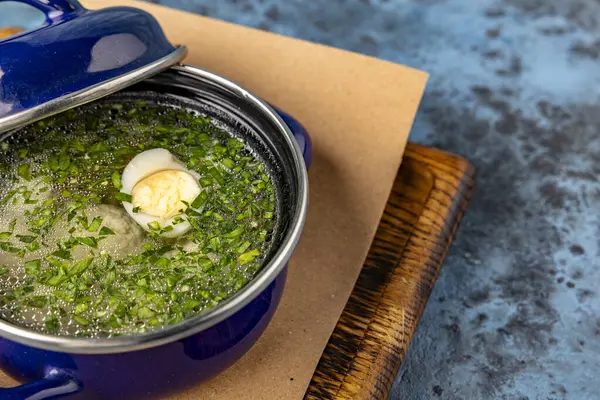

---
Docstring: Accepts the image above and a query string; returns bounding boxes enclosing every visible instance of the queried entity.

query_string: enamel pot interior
[0,65,308,354]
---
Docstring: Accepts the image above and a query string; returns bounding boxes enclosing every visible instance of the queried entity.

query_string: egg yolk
[131,170,201,219]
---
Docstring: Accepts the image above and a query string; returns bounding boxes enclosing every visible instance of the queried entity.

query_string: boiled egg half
[120,148,201,238]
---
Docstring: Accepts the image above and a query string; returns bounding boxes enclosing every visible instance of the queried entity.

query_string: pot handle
[273,108,313,169]
[1,0,84,24]
[0,369,81,399]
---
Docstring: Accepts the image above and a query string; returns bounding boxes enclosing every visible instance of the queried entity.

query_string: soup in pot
[0,99,277,338]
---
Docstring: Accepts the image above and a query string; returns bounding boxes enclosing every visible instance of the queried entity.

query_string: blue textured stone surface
[4,1,600,399]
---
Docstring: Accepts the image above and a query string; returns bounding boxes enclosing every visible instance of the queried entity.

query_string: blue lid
[0,0,187,133]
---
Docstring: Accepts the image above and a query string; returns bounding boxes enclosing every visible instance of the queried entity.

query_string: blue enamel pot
[0,1,311,399]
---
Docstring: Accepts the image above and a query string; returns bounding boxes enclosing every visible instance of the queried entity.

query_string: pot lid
[0,0,187,134]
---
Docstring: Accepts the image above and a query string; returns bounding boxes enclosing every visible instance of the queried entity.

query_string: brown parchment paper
[0,3,428,398]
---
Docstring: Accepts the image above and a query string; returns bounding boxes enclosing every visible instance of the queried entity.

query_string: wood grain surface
[305,143,474,400]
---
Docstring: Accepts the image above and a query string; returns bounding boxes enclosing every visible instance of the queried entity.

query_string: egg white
[120,148,201,238]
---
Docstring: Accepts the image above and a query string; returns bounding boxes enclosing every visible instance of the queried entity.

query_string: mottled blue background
[3,0,600,399]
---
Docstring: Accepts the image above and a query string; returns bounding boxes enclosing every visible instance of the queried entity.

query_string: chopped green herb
[221,158,235,169]
[115,192,132,202]
[239,249,260,265]
[237,241,252,254]
[160,225,174,234]
[45,317,60,333]
[111,171,122,189]
[77,237,98,248]
[46,273,68,286]
[73,315,89,326]
[224,227,244,238]
[58,153,71,171]
[18,164,31,181]
[198,257,213,271]
[183,299,202,310]
[199,177,212,187]
[99,227,115,236]
[17,235,36,243]
[45,256,69,268]
[26,242,40,252]
[208,168,225,185]
[101,268,116,289]
[155,257,170,268]
[17,149,28,159]
[68,257,93,276]
[74,303,88,315]
[209,237,220,250]
[89,142,109,153]
[87,217,102,232]
[189,147,206,158]
[190,191,208,209]
[72,141,86,153]
[25,259,41,276]
[48,155,59,172]
[27,296,47,308]
[137,306,155,319]
[147,221,160,231]
[52,250,71,260]
[0,243,21,254]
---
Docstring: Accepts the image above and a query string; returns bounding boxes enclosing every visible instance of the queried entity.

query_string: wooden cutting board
[305,143,474,399]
